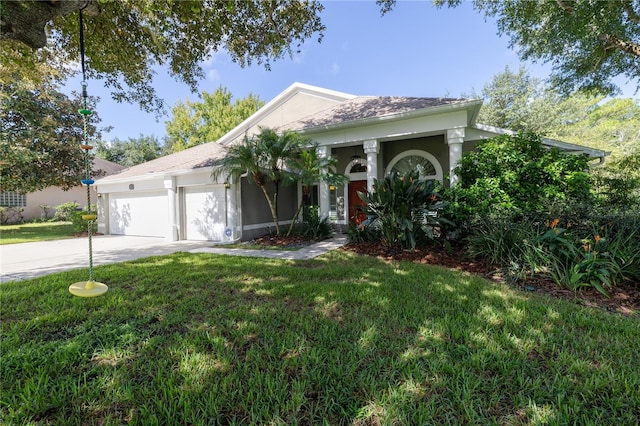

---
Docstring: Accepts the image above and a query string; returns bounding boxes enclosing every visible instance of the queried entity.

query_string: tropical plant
[285,145,348,236]
[211,128,307,236]
[358,170,451,250]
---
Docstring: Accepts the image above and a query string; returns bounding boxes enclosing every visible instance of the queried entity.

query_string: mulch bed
[257,235,640,317]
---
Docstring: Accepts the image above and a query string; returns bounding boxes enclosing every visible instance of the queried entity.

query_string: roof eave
[295,99,483,135]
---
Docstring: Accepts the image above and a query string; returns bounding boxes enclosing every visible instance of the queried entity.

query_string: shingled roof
[97,141,227,182]
[279,96,470,132]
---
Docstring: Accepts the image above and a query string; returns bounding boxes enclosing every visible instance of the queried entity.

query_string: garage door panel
[109,192,167,237]
[184,187,226,241]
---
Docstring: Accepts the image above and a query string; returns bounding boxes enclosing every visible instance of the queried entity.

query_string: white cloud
[206,69,220,81]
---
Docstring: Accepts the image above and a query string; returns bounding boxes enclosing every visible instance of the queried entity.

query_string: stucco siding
[22,186,96,220]
[240,178,297,240]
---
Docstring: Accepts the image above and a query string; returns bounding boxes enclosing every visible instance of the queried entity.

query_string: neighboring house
[1,157,125,222]
[95,82,608,242]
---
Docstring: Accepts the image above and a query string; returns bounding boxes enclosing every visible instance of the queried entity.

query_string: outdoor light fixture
[351,146,361,161]
[128,184,134,190]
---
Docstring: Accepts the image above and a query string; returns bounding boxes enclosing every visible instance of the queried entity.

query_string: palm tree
[211,128,307,236]
[286,145,348,236]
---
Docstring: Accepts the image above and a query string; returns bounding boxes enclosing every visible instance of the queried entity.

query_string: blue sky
[72,1,637,142]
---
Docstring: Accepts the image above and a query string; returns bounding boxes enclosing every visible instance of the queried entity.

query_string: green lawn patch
[1,251,639,424]
[0,221,76,245]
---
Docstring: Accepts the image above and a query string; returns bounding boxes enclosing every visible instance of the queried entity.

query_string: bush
[54,202,80,222]
[0,207,24,224]
[289,205,334,240]
[466,212,640,296]
[444,132,593,233]
[69,204,98,234]
[357,170,452,249]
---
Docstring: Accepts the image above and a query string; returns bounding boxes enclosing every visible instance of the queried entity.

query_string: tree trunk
[1,0,100,49]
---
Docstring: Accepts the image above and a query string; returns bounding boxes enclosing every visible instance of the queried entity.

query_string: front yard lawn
[1,250,639,424]
[0,221,76,245]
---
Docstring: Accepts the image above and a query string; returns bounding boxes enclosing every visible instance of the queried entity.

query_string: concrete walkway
[0,234,348,283]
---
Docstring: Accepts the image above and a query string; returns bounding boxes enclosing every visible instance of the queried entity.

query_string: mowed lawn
[0,221,76,245]
[1,250,639,425]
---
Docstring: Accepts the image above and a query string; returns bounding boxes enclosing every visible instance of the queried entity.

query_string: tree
[211,128,308,236]
[475,67,640,159]
[95,135,163,167]
[0,66,101,193]
[285,145,348,236]
[1,1,325,113]
[379,0,640,95]
[473,66,565,134]
[164,87,264,153]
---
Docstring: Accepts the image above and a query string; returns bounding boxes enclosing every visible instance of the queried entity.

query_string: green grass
[0,221,76,245]
[1,251,639,425]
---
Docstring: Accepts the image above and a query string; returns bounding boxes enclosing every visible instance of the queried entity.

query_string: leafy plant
[358,170,451,249]
[444,132,593,232]
[289,205,334,240]
[53,202,80,222]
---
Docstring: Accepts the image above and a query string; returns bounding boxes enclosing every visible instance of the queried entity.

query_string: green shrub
[54,202,80,221]
[357,170,452,249]
[0,207,23,225]
[289,205,333,240]
[68,204,98,234]
[444,132,593,232]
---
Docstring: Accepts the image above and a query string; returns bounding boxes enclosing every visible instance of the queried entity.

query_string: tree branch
[601,33,640,58]
[623,1,640,23]
[1,0,100,49]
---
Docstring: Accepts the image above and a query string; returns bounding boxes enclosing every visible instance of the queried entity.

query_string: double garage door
[108,186,226,241]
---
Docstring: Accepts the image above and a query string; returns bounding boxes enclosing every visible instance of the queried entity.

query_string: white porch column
[317,146,330,220]
[164,176,179,241]
[446,128,465,187]
[363,139,379,192]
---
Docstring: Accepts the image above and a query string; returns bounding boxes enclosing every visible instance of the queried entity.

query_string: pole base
[69,281,108,297]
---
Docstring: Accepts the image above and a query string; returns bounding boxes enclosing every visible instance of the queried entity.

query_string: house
[95,83,608,242]
[1,157,124,222]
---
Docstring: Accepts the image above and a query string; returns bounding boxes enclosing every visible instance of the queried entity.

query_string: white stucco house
[95,82,607,242]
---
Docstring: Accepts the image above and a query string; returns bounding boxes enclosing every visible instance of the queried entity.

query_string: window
[0,192,26,207]
[386,150,443,182]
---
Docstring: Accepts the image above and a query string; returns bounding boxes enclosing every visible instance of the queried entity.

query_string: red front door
[348,180,368,225]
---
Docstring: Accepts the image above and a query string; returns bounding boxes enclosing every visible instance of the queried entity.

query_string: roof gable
[218,82,356,146]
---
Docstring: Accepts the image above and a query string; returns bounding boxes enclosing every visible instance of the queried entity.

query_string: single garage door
[109,191,168,237]
[184,186,226,241]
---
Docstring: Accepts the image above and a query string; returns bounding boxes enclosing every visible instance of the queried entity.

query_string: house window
[386,150,443,182]
[0,192,26,207]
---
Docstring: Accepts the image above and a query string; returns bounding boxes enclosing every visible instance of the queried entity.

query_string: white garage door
[184,186,226,241]
[109,191,168,237]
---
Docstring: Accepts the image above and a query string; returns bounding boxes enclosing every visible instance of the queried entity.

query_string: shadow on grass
[1,251,639,424]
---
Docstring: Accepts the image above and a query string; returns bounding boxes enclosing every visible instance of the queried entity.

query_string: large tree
[95,135,163,167]
[475,67,640,158]
[1,0,325,113]
[0,60,101,194]
[164,87,264,153]
[379,0,640,95]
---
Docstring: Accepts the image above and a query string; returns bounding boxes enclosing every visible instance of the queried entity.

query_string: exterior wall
[23,186,96,221]
[240,178,298,240]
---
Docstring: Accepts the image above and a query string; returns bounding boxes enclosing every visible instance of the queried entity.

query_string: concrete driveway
[0,235,209,283]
